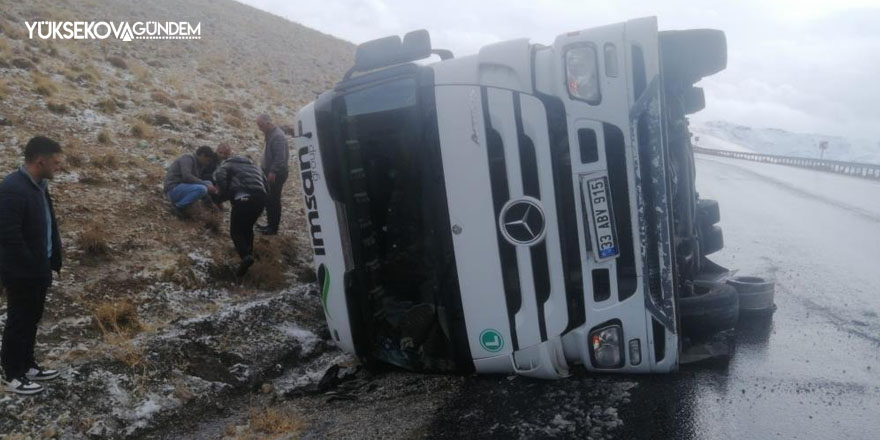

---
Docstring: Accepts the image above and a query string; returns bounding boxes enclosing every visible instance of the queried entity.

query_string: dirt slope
[0,0,354,437]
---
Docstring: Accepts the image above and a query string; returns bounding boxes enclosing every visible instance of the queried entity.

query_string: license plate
[583,176,619,260]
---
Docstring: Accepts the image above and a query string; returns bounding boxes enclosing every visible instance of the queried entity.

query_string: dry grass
[227,406,305,439]
[0,78,7,101]
[217,101,244,119]
[243,238,287,289]
[0,37,9,55]
[163,72,183,91]
[82,63,103,82]
[47,100,69,114]
[107,55,128,69]
[2,22,25,40]
[65,150,86,167]
[182,100,214,121]
[62,139,85,167]
[97,129,112,144]
[111,340,144,367]
[78,224,110,255]
[143,166,165,187]
[92,300,143,339]
[78,171,105,185]
[199,208,222,234]
[131,119,153,139]
[160,255,200,289]
[224,114,243,129]
[32,72,57,96]
[151,91,176,108]
[97,97,117,113]
[129,60,151,85]
[92,150,119,169]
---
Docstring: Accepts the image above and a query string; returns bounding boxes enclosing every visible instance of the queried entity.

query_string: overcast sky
[240,0,880,143]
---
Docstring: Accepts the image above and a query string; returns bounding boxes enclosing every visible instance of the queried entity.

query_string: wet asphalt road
[627,155,880,440]
[428,155,880,440]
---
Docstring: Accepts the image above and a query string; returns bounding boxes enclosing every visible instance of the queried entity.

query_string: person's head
[256,114,274,134]
[195,146,215,166]
[216,143,233,161]
[24,136,63,180]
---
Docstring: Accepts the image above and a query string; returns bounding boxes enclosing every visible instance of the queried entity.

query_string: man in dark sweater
[213,148,268,277]
[255,114,290,235]
[200,143,232,210]
[164,146,218,214]
[0,136,64,395]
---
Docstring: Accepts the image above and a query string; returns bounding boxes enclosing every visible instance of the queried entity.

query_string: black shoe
[237,255,255,277]
[5,376,43,395]
[26,365,60,381]
[259,228,278,236]
[255,223,270,232]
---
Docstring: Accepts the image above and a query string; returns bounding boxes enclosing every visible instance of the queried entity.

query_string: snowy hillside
[692,121,880,165]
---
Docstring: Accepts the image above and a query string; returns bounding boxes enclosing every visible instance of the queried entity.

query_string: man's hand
[207,184,218,195]
[267,172,276,184]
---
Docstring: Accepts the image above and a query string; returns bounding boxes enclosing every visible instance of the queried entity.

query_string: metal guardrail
[693,146,880,181]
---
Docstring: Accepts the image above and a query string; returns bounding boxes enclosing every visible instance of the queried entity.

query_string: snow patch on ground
[692,131,754,153]
[277,323,320,355]
[694,120,880,163]
[273,351,354,393]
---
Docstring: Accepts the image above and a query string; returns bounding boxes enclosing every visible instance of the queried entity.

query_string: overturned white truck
[294,17,772,379]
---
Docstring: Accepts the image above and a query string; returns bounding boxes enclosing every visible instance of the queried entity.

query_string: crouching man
[164,146,218,215]
[213,148,267,277]
[0,136,64,395]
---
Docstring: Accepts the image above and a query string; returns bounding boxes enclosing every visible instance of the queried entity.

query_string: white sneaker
[26,366,60,381]
[5,377,44,395]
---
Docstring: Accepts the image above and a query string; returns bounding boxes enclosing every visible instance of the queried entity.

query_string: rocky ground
[0,0,357,437]
[0,1,636,439]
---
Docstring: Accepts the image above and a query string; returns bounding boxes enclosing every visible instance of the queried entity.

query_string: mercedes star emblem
[499,197,547,246]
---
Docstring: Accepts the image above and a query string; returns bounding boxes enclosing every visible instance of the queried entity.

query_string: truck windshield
[344,78,417,116]
[334,77,457,371]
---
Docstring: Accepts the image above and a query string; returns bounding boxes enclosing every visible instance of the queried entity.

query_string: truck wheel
[727,276,776,315]
[660,29,727,84]
[680,282,739,337]
[697,199,720,226]
[700,224,724,255]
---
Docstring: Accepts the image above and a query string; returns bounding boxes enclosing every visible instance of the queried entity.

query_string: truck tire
[697,199,720,226]
[727,276,776,315]
[682,86,706,114]
[700,224,724,255]
[660,29,727,85]
[680,282,739,337]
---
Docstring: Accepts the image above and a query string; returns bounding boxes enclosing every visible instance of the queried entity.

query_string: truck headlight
[565,45,601,104]
[589,324,624,368]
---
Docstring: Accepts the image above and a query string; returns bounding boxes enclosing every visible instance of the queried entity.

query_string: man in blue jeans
[164,146,218,214]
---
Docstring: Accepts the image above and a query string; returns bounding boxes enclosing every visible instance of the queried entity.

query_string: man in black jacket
[0,136,64,395]
[213,149,268,277]
[255,114,289,235]
[200,143,232,210]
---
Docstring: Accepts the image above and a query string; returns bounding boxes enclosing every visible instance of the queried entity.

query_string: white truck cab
[295,17,733,378]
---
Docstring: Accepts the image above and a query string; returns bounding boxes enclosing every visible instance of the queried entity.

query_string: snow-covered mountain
[691,121,880,165]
